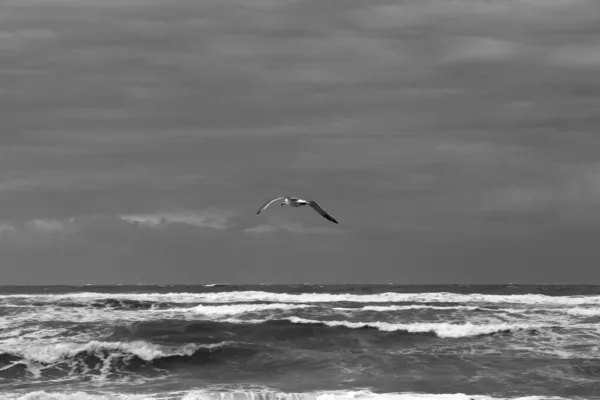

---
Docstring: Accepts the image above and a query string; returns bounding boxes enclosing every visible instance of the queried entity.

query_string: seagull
[256,196,339,224]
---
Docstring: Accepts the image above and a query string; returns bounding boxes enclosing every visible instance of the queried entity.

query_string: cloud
[0,224,17,235]
[1,0,600,284]
[121,210,233,230]
[480,187,555,212]
[441,37,524,63]
[0,208,362,285]
[244,222,345,234]
[548,44,600,68]
[352,0,597,30]
[0,209,234,243]
[2,0,600,137]
[476,163,600,226]
[0,29,55,51]
[4,0,157,6]
[0,207,350,242]
[25,219,66,233]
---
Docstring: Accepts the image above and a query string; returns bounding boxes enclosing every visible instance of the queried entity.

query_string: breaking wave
[0,389,579,400]
[0,340,244,381]
[215,317,547,338]
[2,284,599,399]
[0,317,554,382]
[3,291,600,306]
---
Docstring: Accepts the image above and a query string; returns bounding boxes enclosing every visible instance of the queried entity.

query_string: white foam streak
[187,303,311,316]
[0,303,313,336]
[4,392,149,400]
[0,390,575,400]
[3,291,600,306]
[225,316,543,338]
[565,307,600,316]
[355,305,482,312]
[1,340,206,364]
[353,305,594,318]
[180,391,569,400]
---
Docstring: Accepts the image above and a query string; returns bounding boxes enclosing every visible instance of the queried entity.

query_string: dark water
[1,284,599,400]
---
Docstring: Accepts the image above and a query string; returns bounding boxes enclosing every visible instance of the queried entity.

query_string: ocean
[0,284,599,400]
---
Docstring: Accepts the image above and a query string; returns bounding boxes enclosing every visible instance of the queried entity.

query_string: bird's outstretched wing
[308,200,338,224]
[257,196,284,214]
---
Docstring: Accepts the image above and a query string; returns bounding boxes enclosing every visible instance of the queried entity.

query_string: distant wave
[4,300,595,321]
[565,307,600,317]
[184,303,312,316]
[341,305,485,312]
[104,318,549,347]
[3,291,600,306]
[2,301,594,350]
[6,301,314,314]
[229,317,547,338]
[0,389,582,400]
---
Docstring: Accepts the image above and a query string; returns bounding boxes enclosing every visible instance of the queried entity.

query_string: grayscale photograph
[1,0,599,399]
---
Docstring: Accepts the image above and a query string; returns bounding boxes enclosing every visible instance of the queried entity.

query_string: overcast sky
[1,0,600,284]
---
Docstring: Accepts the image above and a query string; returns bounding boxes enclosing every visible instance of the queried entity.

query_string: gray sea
[1,284,599,399]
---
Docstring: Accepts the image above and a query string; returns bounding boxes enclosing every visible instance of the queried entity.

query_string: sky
[1,0,600,284]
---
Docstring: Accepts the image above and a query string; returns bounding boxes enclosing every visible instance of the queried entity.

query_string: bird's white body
[257,196,338,224]
[281,196,308,207]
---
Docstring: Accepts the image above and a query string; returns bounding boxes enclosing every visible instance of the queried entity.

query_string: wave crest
[0,340,233,381]
[0,389,579,400]
[4,290,600,306]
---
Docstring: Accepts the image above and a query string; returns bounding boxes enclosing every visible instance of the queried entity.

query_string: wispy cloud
[244,222,345,234]
[122,210,233,230]
[0,29,55,51]
[548,44,600,68]
[0,224,17,235]
[477,163,600,223]
[25,219,66,233]
[0,209,235,241]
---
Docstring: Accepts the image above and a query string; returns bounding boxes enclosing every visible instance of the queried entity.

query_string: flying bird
[256,196,339,224]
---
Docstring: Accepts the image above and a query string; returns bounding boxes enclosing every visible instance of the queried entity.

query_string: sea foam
[0,390,576,400]
[3,291,600,306]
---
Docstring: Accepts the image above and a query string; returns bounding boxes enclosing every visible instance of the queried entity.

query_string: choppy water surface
[1,284,599,400]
